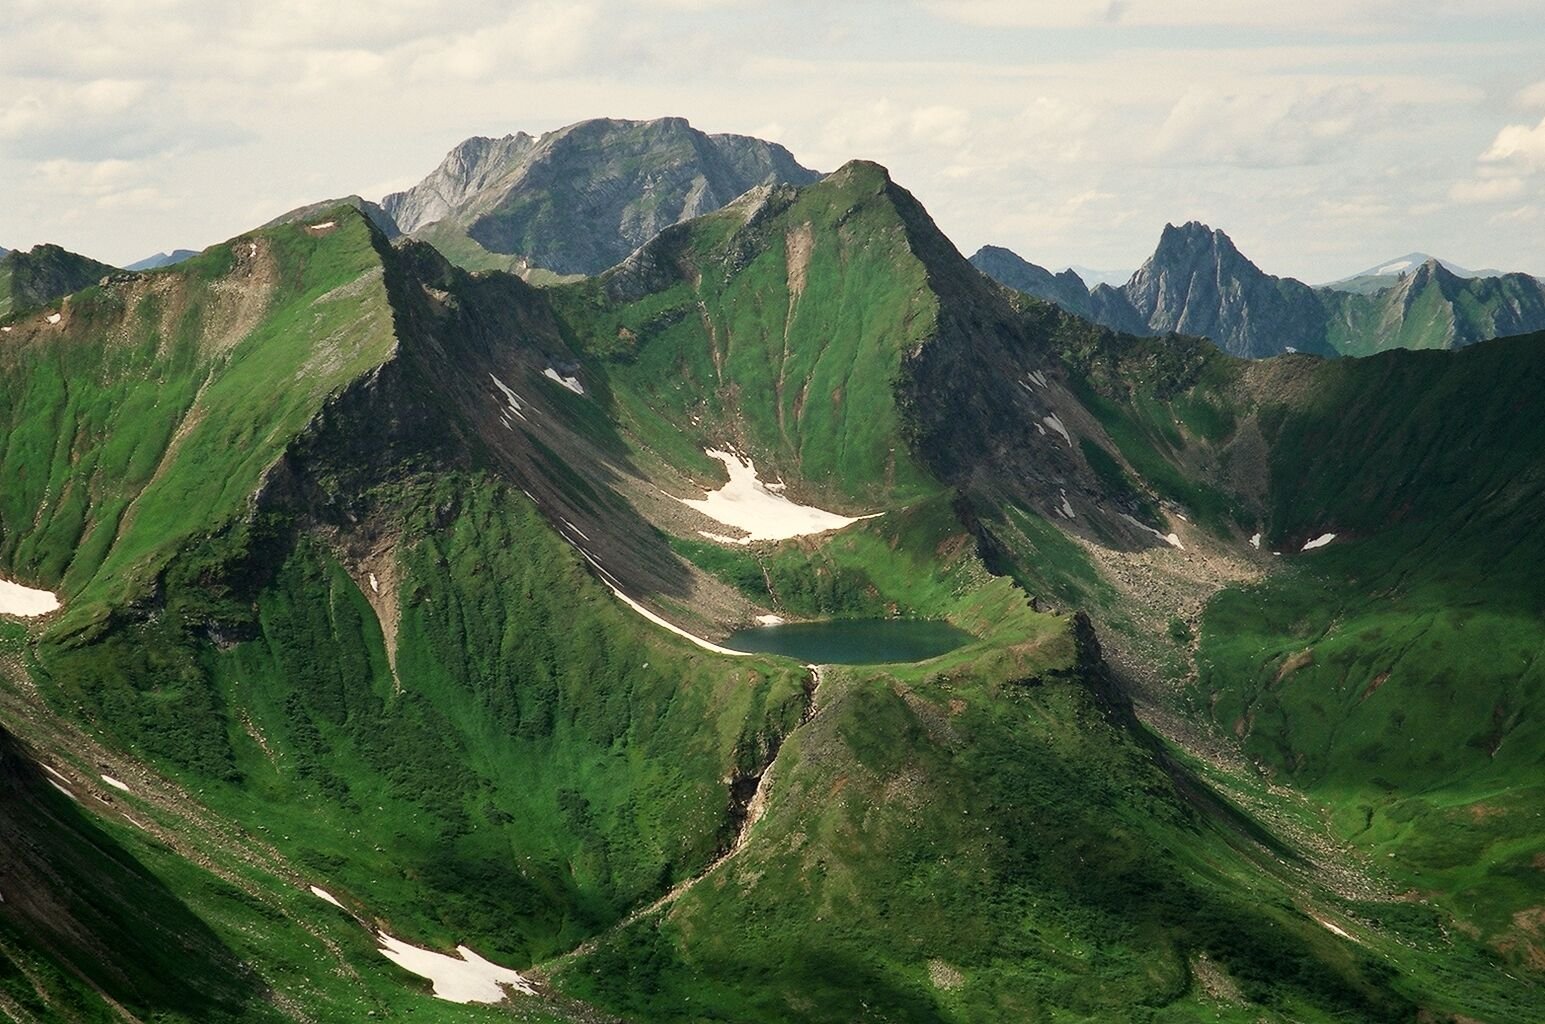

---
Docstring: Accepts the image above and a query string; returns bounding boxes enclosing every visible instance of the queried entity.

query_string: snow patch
[2,326,12,333]
[309,220,336,230]
[542,367,585,395]
[755,614,786,626]
[48,779,77,801]
[1042,413,1072,447]
[559,517,590,541]
[675,449,879,542]
[377,933,536,1004]
[1058,490,1076,520]
[100,774,131,794]
[0,577,59,617]
[1120,514,1185,550]
[248,242,258,256]
[1301,533,1336,551]
[1249,532,1262,550]
[310,886,345,909]
[46,313,61,324]
[368,573,379,594]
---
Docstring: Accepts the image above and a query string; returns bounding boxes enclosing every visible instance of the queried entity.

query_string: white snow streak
[1042,413,1072,447]
[542,367,585,395]
[1120,514,1185,550]
[1249,532,1262,549]
[1301,533,1337,551]
[310,886,345,909]
[100,774,131,793]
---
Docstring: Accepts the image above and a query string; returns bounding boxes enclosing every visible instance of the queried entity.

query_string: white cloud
[1481,114,1545,172]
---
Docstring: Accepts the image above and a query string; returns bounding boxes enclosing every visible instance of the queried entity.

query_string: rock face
[975,223,1545,358]
[382,116,821,276]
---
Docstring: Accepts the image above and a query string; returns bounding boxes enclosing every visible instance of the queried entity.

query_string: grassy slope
[1044,322,1545,1015]
[0,214,398,624]
[1193,336,1545,989]
[551,163,940,507]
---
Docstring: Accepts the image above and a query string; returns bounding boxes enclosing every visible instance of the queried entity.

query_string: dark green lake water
[722,619,973,664]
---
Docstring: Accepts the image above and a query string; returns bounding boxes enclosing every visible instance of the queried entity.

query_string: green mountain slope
[0,244,120,319]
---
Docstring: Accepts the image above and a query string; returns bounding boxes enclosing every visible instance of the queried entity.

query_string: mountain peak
[381,117,820,275]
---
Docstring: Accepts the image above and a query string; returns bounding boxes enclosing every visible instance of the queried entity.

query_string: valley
[0,121,1540,1024]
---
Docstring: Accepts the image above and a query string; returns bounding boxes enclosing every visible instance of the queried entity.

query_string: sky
[4,0,1544,281]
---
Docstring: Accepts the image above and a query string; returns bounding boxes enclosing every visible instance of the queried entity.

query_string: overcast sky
[5,0,1544,280]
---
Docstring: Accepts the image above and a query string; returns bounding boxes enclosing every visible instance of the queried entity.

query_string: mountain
[381,116,821,278]
[977,225,1545,358]
[0,243,120,318]
[124,249,200,271]
[1,163,1541,1024]
[1323,252,1509,294]
[262,193,401,237]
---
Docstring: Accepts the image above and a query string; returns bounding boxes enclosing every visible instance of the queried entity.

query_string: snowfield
[377,933,536,1003]
[0,578,60,617]
[676,448,878,542]
[1301,533,1336,551]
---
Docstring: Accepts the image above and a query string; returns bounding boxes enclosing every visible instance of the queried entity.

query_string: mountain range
[122,249,200,272]
[0,118,1542,1024]
[973,223,1545,357]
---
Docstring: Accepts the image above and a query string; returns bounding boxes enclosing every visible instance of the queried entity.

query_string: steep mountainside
[976,226,1545,358]
[381,117,820,277]
[0,244,120,318]
[0,162,1541,1024]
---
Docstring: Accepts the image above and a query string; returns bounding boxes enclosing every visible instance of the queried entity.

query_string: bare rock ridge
[380,116,821,277]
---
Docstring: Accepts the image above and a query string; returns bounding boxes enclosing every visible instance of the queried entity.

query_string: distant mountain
[124,249,200,271]
[1323,252,1509,295]
[0,243,120,318]
[1064,264,1133,289]
[381,116,821,277]
[1323,258,1545,355]
[969,245,1147,333]
[976,224,1545,358]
